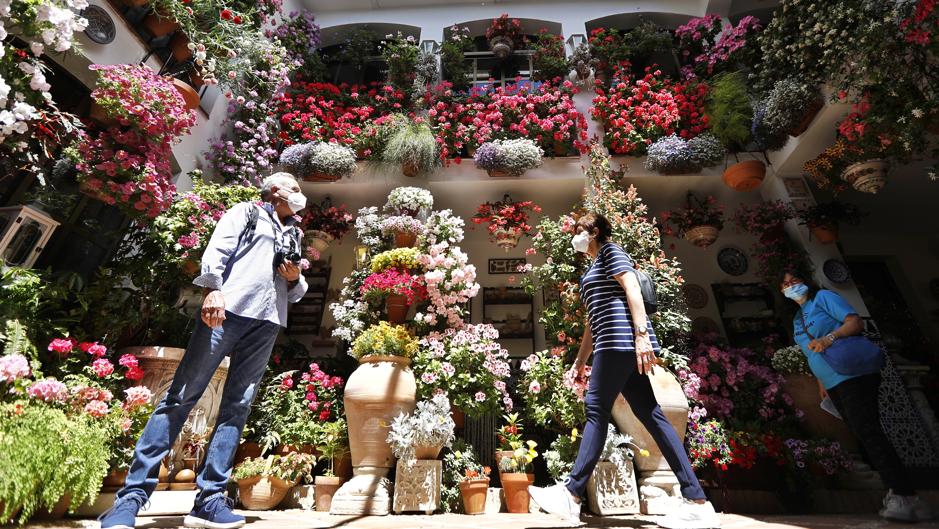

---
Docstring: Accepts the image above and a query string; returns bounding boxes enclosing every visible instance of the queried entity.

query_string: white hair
[261,172,298,198]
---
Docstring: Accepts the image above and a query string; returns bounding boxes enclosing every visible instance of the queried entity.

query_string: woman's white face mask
[571,231,591,253]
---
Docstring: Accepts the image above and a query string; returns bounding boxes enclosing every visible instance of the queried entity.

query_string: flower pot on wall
[33,494,71,521]
[492,227,521,252]
[142,12,179,38]
[314,475,345,512]
[722,160,766,192]
[237,476,294,510]
[402,161,420,177]
[385,294,410,324]
[169,32,192,61]
[487,168,512,178]
[307,230,333,253]
[171,78,200,111]
[394,230,417,248]
[459,478,489,514]
[500,473,534,513]
[304,171,342,182]
[489,35,515,59]
[683,225,720,249]
[841,159,888,194]
[789,99,824,137]
[809,224,838,244]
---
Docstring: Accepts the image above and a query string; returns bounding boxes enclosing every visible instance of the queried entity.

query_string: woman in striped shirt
[529,213,718,529]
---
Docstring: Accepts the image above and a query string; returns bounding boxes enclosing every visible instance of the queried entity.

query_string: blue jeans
[565,349,706,500]
[116,311,280,505]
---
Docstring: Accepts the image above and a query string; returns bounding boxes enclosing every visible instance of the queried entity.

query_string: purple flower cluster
[784,438,851,475]
[266,11,321,64]
[206,96,280,186]
[472,142,502,170]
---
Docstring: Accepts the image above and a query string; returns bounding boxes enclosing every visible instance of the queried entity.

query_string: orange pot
[102,469,127,490]
[500,473,534,513]
[142,12,179,38]
[385,294,410,324]
[789,98,823,137]
[394,230,417,248]
[459,478,490,514]
[810,225,838,244]
[451,405,465,430]
[171,78,200,111]
[314,475,344,512]
[235,441,263,463]
[722,160,766,192]
[402,161,420,177]
[169,32,192,61]
[487,168,511,178]
[303,171,341,182]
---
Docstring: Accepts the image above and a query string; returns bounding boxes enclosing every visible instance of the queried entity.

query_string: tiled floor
[26,511,939,529]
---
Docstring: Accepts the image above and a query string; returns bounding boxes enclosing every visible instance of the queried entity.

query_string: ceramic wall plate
[823,259,852,284]
[717,247,748,276]
[682,284,709,309]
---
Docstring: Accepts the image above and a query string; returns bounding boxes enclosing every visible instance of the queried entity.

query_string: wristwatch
[635,326,649,337]
[826,333,837,344]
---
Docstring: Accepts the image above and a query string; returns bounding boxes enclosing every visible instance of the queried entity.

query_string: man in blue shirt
[101,173,309,529]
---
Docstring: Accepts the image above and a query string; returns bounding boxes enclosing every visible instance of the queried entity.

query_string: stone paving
[22,511,939,529]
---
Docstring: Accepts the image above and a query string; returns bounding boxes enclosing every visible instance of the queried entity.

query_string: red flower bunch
[360,269,428,305]
[301,201,354,240]
[588,27,630,71]
[486,14,523,43]
[899,0,937,45]
[472,197,542,238]
[592,68,709,155]
[660,195,724,237]
[299,362,344,421]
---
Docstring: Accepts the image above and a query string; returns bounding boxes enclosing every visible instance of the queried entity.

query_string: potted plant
[587,27,629,83]
[675,15,763,80]
[797,201,865,244]
[660,193,725,249]
[458,460,491,515]
[518,351,589,433]
[359,268,427,324]
[380,215,424,249]
[387,394,456,463]
[705,72,765,191]
[497,439,538,513]
[644,133,724,175]
[441,26,475,90]
[313,419,348,512]
[233,453,315,510]
[530,29,568,83]
[471,194,542,251]
[494,413,524,469]
[473,139,543,178]
[382,121,440,177]
[568,41,597,83]
[753,79,823,146]
[279,141,357,182]
[803,139,891,194]
[380,32,419,92]
[486,14,522,59]
[385,186,434,217]
[301,199,354,253]
[586,424,647,515]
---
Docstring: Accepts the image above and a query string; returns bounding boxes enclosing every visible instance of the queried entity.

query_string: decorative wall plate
[717,247,748,276]
[82,5,116,44]
[823,259,852,284]
[682,284,709,309]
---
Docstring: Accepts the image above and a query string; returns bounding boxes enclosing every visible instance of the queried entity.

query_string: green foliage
[531,31,569,83]
[381,121,440,175]
[340,29,379,73]
[0,319,37,361]
[350,322,419,360]
[705,72,753,152]
[543,430,580,481]
[315,419,348,477]
[0,402,111,523]
[233,453,315,483]
[441,26,474,90]
[380,32,419,92]
[518,350,586,432]
[0,267,85,350]
[440,439,483,513]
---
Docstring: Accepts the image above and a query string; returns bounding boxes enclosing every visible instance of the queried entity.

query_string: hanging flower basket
[684,225,720,248]
[307,230,333,253]
[722,160,766,192]
[385,294,410,324]
[809,224,839,244]
[237,476,294,510]
[492,227,521,251]
[171,78,200,111]
[841,159,888,194]
[489,35,515,59]
[789,99,824,137]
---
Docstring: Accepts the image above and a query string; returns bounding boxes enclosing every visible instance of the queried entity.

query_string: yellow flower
[526,440,537,449]
[639,449,650,457]
[570,428,579,441]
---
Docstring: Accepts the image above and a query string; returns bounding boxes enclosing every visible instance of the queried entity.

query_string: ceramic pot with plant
[496,439,538,513]
[797,201,865,245]
[804,139,891,194]
[472,195,541,252]
[661,193,725,249]
[458,464,491,515]
[474,139,543,178]
[380,215,423,249]
[300,199,354,253]
[280,142,357,182]
[387,394,456,464]
[360,268,426,324]
[494,413,524,473]
[382,121,440,177]
[313,420,348,512]
[234,453,315,510]
[486,14,522,59]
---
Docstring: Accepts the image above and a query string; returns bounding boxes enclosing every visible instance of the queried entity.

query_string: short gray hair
[261,172,298,198]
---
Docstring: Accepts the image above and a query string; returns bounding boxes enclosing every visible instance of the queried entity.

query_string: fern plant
[382,121,440,176]
[0,319,36,361]
[705,71,754,153]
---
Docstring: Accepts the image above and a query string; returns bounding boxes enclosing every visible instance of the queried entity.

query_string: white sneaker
[528,483,582,526]
[880,490,933,522]
[657,498,721,529]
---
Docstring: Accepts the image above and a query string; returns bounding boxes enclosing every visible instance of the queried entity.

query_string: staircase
[287,262,331,337]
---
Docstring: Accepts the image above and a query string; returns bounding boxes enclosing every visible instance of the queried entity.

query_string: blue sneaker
[184,496,245,529]
[98,495,147,529]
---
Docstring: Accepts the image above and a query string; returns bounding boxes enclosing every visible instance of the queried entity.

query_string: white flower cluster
[385,186,433,214]
[354,206,384,252]
[386,393,455,465]
[418,209,465,248]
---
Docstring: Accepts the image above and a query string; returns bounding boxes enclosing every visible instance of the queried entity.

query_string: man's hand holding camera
[278,260,301,283]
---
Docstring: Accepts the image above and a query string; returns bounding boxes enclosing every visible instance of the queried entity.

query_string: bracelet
[826,333,837,343]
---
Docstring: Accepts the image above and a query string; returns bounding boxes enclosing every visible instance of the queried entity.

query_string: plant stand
[329,474,393,515]
[392,460,441,515]
[587,460,641,515]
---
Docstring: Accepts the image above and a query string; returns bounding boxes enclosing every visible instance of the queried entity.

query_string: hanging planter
[280,142,356,182]
[789,98,824,137]
[402,160,420,177]
[142,11,179,38]
[487,168,510,178]
[492,227,521,251]
[722,159,766,192]
[307,230,333,253]
[385,294,410,324]
[486,14,522,60]
[473,195,541,252]
[171,78,200,111]
[169,32,192,61]
[475,139,543,178]
[684,225,720,248]
[489,36,515,59]
[841,159,888,194]
[810,225,839,244]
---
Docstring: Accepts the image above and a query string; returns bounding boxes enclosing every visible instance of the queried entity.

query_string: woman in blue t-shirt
[529,213,717,529]
[780,271,930,523]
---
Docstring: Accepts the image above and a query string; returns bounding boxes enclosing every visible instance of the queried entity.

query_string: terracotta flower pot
[489,35,515,59]
[487,168,511,178]
[782,374,858,452]
[102,469,127,490]
[722,160,766,192]
[683,225,720,249]
[394,230,417,248]
[500,473,534,513]
[402,160,420,177]
[810,225,839,244]
[307,230,333,253]
[237,476,294,510]
[841,159,888,194]
[304,171,341,182]
[33,494,71,520]
[142,12,179,38]
[451,405,465,430]
[459,478,490,514]
[235,441,263,464]
[414,444,443,460]
[492,227,521,252]
[169,32,192,61]
[344,355,416,471]
[314,475,345,512]
[385,294,410,324]
[171,78,200,111]
[789,98,824,137]
[334,453,353,480]
[89,101,118,127]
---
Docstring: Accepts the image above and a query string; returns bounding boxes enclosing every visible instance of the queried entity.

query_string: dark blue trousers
[565,349,706,500]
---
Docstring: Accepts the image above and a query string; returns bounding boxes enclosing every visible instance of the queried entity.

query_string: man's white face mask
[279,188,307,213]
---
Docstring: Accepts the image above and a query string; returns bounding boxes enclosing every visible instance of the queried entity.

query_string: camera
[274,229,302,268]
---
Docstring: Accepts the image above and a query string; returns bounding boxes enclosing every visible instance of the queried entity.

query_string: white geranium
[385,186,433,214]
[354,206,385,253]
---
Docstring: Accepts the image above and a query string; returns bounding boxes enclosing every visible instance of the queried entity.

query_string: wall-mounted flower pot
[402,161,420,177]
[459,478,490,514]
[487,168,512,178]
[385,294,410,324]
[169,32,192,61]
[171,78,200,111]
[788,99,824,137]
[489,36,514,59]
[722,160,766,192]
[841,159,888,194]
[314,476,345,512]
[304,171,341,182]
[394,230,417,248]
[809,224,838,244]
[684,225,720,248]
[142,12,179,38]
[307,230,333,253]
[492,227,521,251]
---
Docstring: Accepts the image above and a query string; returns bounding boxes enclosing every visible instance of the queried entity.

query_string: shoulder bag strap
[799,310,816,341]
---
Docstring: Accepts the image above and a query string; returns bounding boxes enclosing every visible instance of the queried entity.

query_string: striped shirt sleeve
[603,243,634,279]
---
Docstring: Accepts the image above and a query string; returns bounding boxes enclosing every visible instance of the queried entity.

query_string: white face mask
[571,231,591,253]
[279,189,307,213]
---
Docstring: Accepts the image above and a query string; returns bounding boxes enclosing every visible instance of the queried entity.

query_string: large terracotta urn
[782,374,858,452]
[331,354,416,515]
[612,368,688,514]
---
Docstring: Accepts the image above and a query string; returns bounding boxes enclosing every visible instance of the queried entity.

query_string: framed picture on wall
[489,258,526,275]
[782,176,810,198]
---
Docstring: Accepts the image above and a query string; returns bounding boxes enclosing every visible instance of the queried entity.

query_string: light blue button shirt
[193,202,308,327]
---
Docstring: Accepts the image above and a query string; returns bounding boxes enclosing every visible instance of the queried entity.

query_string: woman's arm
[808,314,865,353]
[615,271,656,374]
[571,328,592,381]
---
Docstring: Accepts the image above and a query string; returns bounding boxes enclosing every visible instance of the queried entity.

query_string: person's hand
[278,261,301,282]
[636,335,655,375]
[819,385,828,400]
[808,338,831,353]
[201,290,226,329]
[570,357,587,382]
